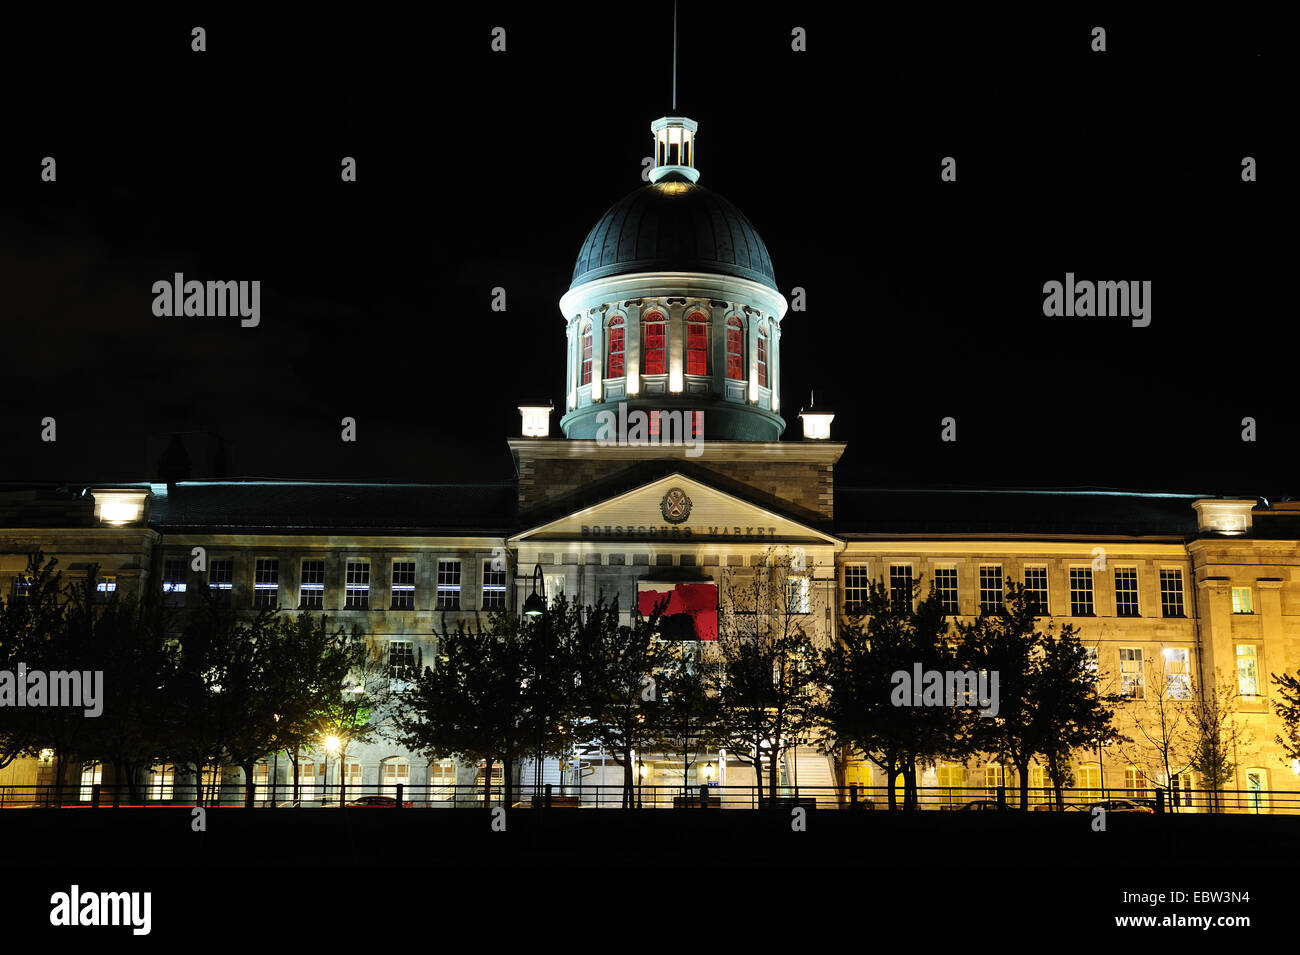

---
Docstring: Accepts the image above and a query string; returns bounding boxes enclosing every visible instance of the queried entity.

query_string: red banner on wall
[636,581,718,641]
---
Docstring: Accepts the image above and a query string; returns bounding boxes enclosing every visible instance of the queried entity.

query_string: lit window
[726,317,744,380]
[686,311,709,376]
[436,559,461,609]
[642,311,666,376]
[889,564,913,613]
[253,558,279,609]
[79,761,102,802]
[1124,766,1148,799]
[482,560,507,610]
[786,575,810,613]
[844,565,869,612]
[296,759,317,803]
[345,560,370,610]
[94,575,117,603]
[1070,568,1094,616]
[979,565,1004,614]
[388,639,416,684]
[983,764,1009,795]
[579,321,593,386]
[1084,645,1099,676]
[391,560,416,610]
[933,567,959,614]
[936,763,965,806]
[1246,769,1268,812]
[252,761,269,804]
[1024,567,1048,615]
[429,760,457,801]
[148,763,174,801]
[209,558,233,606]
[544,573,565,606]
[1076,762,1101,795]
[344,761,363,795]
[300,559,325,610]
[1119,647,1144,699]
[1114,568,1139,617]
[1165,647,1190,699]
[382,758,410,798]
[1160,568,1185,617]
[162,557,187,605]
[1237,644,1259,697]
[606,316,625,378]
[1231,587,1252,614]
[756,324,768,388]
[11,576,32,600]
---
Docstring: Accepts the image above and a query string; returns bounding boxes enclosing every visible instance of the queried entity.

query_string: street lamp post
[523,563,546,805]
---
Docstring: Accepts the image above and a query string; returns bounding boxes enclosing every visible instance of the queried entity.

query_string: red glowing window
[757,325,768,389]
[607,316,625,378]
[643,311,666,376]
[726,317,744,380]
[580,321,593,386]
[686,311,709,376]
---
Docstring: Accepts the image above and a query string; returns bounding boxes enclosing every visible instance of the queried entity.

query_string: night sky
[0,8,1289,496]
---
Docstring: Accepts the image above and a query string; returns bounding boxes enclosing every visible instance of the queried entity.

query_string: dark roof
[150,481,516,535]
[570,181,777,291]
[834,488,1204,538]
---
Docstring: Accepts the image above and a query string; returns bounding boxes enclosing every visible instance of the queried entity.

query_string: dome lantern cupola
[649,115,699,184]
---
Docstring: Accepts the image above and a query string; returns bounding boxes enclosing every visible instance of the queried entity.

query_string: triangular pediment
[509,473,841,545]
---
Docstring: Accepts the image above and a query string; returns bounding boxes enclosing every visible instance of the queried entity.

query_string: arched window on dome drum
[726,317,744,380]
[579,321,593,386]
[643,310,666,376]
[606,316,625,378]
[757,323,769,389]
[686,311,709,376]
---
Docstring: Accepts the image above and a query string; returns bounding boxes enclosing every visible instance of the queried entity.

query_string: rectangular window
[544,573,565,606]
[481,560,507,610]
[437,559,461,609]
[391,560,416,610]
[1070,568,1094,616]
[889,564,913,613]
[786,575,810,613]
[1165,647,1190,700]
[94,575,117,603]
[345,560,370,610]
[1231,587,1253,614]
[11,576,32,600]
[1114,567,1140,617]
[933,567,959,614]
[1237,644,1260,697]
[643,317,666,376]
[978,565,1004,614]
[686,319,708,375]
[844,565,869,612]
[429,760,457,801]
[1119,647,1144,700]
[162,557,187,605]
[253,558,279,608]
[344,761,362,795]
[300,559,324,610]
[209,558,233,606]
[1024,567,1048,615]
[1084,645,1099,676]
[1160,568,1185,617]
[388,639,416,684]
[1124,766,1148,800]
[148,763,175,802]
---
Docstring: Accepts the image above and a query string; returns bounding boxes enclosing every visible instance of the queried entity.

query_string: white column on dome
[627,306,640,395]
[668,303,683,393]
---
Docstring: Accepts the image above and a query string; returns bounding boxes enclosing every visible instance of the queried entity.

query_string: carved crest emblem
[660,487,693,524]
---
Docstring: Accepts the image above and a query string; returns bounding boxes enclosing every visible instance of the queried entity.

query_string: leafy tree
[394,602,577,809]
[1032,626,1124,809]
[314,633,393,806]
[814,576,962,810]
[1272,670,1300,766]
[571,597,668,808]
[647,642,723,799]
[1188,670,1251,812]
[0,553,65,775]
[1113,663,1193,810]
[713,551,822,807]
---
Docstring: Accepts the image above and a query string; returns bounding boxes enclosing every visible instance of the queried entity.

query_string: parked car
[957,798,1010,811]
[1087,798,1155,814]
[345,795,413,809]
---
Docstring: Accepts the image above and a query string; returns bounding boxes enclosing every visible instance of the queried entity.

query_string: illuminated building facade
[2,116,1298,807]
